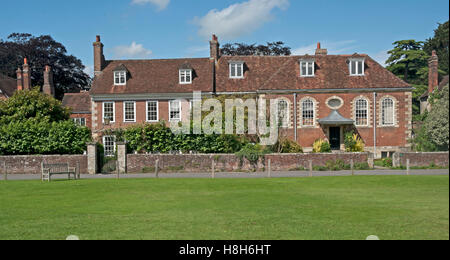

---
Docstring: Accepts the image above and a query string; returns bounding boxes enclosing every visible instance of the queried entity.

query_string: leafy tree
[424,21,449,75]
[386,40,429,84]
[0,33,91,99]
[0,89,91,155]
[221,42,291,56]
[0,87,70,124]
[412,84,449,151]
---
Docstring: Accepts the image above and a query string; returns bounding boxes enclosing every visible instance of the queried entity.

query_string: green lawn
[0,175,448,240]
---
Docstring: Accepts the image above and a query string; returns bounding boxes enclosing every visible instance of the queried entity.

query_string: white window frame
[381,97,395,126]
[123,101,136,123]
[301,99,315,127]
[72,118,86,127]
[103,135,116,157]
[355,98,369,127]
[169,100,182,122]
[146,101,159,122]
[114,71,127,85]
[300,60,315,77]
[229,62,244,79]
[102,102,115,123]
[277,99,290,128]
[179,69,192,84]
[349,59,365,76]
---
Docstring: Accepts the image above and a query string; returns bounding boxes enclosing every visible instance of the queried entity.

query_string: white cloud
[131,0,170,11]
[112,42,153,59]
[371,50,390,67]
[293,40,358,55]
[193,0,289,41]
[83,65,94,78]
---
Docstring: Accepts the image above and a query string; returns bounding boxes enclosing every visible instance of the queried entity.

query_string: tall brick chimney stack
[93,35,105,76]
[16,67,23,91]
[43,65,55,97]
[210,34,220,61]
[315,42,328,56]
[428,50,439,94]
[22,58,31,90]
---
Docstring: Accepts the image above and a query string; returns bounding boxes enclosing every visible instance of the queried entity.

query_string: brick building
[85,35,412,158]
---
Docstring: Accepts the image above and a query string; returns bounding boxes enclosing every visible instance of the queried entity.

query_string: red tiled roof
[62,92,91,113]
[90,58,214,95]
[0,74,16,98]
[216,55,409,92]
[90,55,409,95]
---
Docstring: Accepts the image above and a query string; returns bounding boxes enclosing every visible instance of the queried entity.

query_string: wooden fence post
[3,161,7,181]
[155,159,159,178]
[351,159,354,176]
[116,160,120,179]
[76,161,80,180]
[212,160,215,179]
[268,159,271,178]
[309,160,313,177]
[407,159,410,176]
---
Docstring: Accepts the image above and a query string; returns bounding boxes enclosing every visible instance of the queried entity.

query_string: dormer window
[300,59,315,77]
[229,61,244,79]
[114,71,126,85]
[349,58,365,76]
[179,69,192,84]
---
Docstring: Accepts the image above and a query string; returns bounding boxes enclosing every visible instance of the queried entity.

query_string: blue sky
[1,0,448,76]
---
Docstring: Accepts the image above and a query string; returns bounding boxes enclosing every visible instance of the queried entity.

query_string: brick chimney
[210,34,220,61]
[428,50,439,94]
[93,35,105,76]
[16,67,23,91]
[22,58,31,90]
[43,65,55,97]
[315,42,328,56]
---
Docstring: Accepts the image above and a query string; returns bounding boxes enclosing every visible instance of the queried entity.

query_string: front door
[329,127,341,150]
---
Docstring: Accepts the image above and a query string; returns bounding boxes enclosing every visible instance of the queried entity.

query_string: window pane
[237,64,242,77]
[103,102,114,122]
[351,61,356,75]
[170,101,181,121]
[230,64,236,77]
[278,100,289,127]
[124,102,135,121]
[147,101,158,121]
[301,63,307,76]
[358,61,363,75]
[302,99,314,126]
[382,99,394,125]
[104,136,116,157]
[355,99,368,126]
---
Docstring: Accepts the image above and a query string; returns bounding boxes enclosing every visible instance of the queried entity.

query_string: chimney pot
[43,65,55,97]
[22,58,31,90]
[96,35,101,42]
[16,67,23,91]
[210,34,220,61]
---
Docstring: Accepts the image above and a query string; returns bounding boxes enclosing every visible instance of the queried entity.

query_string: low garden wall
[126,153,372,173]
[0,155,88,175]
[393,152,449,167]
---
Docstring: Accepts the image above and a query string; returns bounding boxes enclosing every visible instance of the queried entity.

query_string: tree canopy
[424,21,449,75]
[220,42,291,56]
[0,89,91,155]
[0,33,91,100]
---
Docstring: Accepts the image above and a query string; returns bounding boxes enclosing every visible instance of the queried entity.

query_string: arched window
[277,99,289,128]
[302,99,315,126]
[381,98,395,126]
[355,98,368,126]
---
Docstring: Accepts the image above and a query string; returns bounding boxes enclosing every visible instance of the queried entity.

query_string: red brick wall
[0,155,88,174]
[93,90,411,155]
[70,113,92,129]
[395,152,449,167]
[126,153,370,173]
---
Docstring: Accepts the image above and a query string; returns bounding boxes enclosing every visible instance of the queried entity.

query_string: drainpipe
[373,92,377,158]
[294,93,298,142]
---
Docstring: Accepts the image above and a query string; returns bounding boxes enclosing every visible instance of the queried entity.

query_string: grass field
[0,175,448,240]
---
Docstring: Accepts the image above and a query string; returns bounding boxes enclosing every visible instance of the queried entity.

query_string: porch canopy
[318,110,354,125]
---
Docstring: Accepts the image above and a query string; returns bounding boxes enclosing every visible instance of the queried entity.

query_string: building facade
[85,35,412,158]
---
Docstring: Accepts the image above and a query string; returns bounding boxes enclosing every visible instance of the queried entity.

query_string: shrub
[235,143,268,167]
[382,158,393,168]
[313,139,332,153]
[354,162,370,170]
[344,133,365,152]
[274,138,303,153]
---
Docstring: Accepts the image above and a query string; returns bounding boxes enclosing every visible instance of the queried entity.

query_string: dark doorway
[329,127,341,150]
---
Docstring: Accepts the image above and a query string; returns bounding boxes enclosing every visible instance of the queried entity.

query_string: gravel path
[2,169,448,181]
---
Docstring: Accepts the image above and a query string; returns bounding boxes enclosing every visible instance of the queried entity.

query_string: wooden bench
[41,162,78,182]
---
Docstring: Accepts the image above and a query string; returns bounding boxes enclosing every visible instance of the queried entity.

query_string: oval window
[328,98,342,109]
